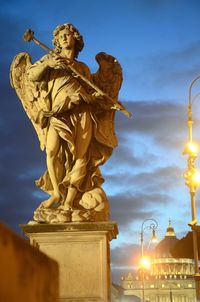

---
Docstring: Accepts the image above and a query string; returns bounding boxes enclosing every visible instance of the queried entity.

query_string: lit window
[188,284,192,288]
[150,285,154,288]
[177,284,181,288]
[162,284,165,288]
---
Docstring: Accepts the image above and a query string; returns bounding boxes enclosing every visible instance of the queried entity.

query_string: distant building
[111,283,140,302]
[120,222,196,302]
[111,283,123,301]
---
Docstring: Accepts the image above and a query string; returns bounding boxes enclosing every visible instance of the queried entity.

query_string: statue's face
[58,28,75,50]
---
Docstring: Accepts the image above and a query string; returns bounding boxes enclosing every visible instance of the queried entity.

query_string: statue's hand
[111,103,121,111]
[82,91,105,104]
[92,91,105,99]
[45,55,70,70]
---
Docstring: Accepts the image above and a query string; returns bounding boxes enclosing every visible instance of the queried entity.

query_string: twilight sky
[1,0,200,283]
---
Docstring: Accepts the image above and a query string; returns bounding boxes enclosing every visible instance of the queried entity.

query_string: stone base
[33,187,109,223]
[21,222,118,302]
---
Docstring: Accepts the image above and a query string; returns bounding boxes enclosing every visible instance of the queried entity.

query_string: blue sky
[1,0,200,283]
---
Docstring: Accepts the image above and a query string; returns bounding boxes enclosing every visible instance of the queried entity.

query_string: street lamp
[164,281,177,302]
[140,218,158,302]
[170,287,173,302]
[183,75,200,300]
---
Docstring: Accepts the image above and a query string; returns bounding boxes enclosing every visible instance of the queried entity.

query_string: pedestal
[21,222,118,302]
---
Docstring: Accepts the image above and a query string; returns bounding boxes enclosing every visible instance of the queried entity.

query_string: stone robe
[28,54,117,203]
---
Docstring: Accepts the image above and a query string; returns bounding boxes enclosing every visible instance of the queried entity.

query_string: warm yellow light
[151,228,158,243]
[192,171,200,185]
[140,256,151,270]
[151,237,157,243]
[187,142,198,154]
[183,142,198,156]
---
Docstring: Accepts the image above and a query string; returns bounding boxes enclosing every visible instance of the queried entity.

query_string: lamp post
[164,281,177,302]
[169,287,173,302]
[140,218,158,302]
[183,75,200,300]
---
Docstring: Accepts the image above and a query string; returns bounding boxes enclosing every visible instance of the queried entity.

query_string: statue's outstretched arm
[28,54,73,81]
[27,60,49,81]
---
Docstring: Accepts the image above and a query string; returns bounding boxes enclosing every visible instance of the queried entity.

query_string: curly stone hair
[52,23,84,58]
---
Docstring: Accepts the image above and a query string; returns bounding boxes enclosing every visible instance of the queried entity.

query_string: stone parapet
[0,223,59,302]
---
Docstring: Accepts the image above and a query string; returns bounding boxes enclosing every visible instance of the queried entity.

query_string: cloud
[0,149,46,233]
[104,167,182,200]
[111,242,140,268]
[0,85,46,232]
[103,100,186,194]
[116,100,187,148]
[110,241,141,283]
[130,165,182,191]
[121,38,200,101]
[110,239,156,283]
[109,191,172,231]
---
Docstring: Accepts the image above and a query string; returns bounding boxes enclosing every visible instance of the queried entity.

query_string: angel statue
[10,23,130,223]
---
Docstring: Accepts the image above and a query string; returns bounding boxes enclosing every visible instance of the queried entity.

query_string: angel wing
[91,52,131,118]
[10,52,46,150]
[91,52,125,148]
[92,52,123,100]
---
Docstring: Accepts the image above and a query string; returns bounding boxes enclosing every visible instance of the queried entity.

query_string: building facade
[120,222,196,302]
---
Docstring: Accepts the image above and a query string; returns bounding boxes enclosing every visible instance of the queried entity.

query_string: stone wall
[0,223,59,302]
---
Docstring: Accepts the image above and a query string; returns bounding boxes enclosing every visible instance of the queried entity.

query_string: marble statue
[10,23,130,223]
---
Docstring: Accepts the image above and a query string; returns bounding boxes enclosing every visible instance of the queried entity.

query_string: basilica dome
[155,221,179,258]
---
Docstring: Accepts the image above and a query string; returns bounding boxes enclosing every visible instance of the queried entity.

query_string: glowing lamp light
[188,142,198,154]
[192,171,200,186]
[151,228,158,243]
[140,256,151,270]
[184,142,198,155]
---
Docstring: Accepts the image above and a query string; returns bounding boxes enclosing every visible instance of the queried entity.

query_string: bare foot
[58,203,72,211]
[41,194,61,208]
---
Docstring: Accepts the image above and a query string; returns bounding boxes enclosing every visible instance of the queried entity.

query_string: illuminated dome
[152,221,194,278]
[155,221,179,258]
[120,222,196,302]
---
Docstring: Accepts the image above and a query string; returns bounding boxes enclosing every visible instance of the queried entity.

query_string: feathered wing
[10,52,46,150]
[91,52,124,149]
[92,52,123,101]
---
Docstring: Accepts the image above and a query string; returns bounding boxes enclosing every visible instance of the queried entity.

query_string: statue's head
[53,23,84,58]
